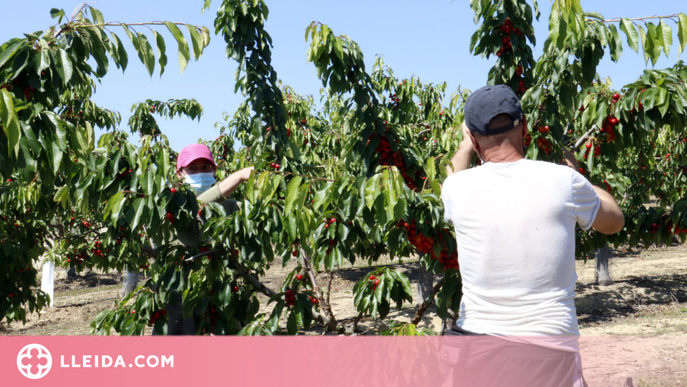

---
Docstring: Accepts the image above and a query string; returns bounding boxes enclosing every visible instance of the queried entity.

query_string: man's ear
[468,131,481,156]
[521,118,528,138]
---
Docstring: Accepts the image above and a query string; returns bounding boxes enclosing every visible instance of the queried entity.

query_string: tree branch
[276,171,337,182]
[299,248,354,334]
[601,14,681,23]
[141,244,158,259]
[571,125,598,151]
[227,254,276,298]
[411,278,445,326]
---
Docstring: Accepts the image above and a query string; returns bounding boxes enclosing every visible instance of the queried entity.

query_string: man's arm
[445,123,475,176]
[591,187,625,234]
[217,166,254,198]
[562,149,624,234]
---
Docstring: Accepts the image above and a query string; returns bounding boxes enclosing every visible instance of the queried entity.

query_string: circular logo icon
[17,344,52,380]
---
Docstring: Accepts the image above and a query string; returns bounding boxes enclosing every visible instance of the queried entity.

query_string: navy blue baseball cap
[464,85,523,136]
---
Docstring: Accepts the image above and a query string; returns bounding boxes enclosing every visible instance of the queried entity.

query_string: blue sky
[1,1,684,152]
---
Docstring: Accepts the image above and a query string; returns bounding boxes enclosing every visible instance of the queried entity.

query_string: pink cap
[176,144,217,171]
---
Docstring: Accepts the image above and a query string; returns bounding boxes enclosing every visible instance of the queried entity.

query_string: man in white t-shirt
[441,85,624,386]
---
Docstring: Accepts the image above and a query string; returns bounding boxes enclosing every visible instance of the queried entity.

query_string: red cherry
[374,279,380,286]
[232,286,239,292]
[285,290,294,297]
[296,274,303,281]
[612,93,620,100]
[165,212,174,224]
[369,275,376,280]
[324,224,329,229]
[329,218,336,224]
[170,188,177,194]
[585,142,592,150]
[609,117,619,125]
[292,250,298,257]
[131,309,136,314]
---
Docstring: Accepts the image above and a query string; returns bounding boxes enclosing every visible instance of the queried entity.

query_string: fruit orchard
[1,0,687,336]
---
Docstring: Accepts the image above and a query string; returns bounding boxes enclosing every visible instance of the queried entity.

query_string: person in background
[162,143,253,335]
[176,143,253,213]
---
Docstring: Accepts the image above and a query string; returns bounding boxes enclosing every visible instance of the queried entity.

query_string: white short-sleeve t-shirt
[442,159,600,336]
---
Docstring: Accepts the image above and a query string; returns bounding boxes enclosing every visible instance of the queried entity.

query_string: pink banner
[0,335,600,386]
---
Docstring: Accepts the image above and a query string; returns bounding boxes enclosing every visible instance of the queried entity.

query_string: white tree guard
[40,261,55,307]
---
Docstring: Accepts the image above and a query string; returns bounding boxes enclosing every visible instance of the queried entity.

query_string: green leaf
[637,26,650,65]
[201,0,212,13]
[296,182,310,212]
[186,25,204,60]
[364,174,381,210]
[152,31,168,77]
[50,8,65,23]
[678,14,687,57]
[0,88,15,126]
[49,138,63,175]
[90,7,104,25]
[0,90,20,156]
[156,146,170,177]
[33,49,50,74]
[645,22,661,66]
[164,22,191,75]
[0,40,24,70]
[619,18,639,53]
[130,198,145,231]
[111,192,126,225]
[136,32,155,77]
[286,310,298,335]
[56,48,73,85]
[608,24,623,62]
[53,185,69,208]
[312,182,331,211]
[110,32,128,71]
[659,19,672,58]
[425,157,436,183]
[284,176,303,216]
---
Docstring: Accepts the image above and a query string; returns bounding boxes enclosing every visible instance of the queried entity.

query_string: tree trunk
[595,244,614,286]
[121,268,139,297]
[67,266,77,279]
[417,259,434,306]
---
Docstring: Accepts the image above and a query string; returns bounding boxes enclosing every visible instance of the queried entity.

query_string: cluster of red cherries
[371,133,420,190]
[397,220,459,270]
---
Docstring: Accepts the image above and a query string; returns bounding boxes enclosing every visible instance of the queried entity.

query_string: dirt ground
[2,242,687,386]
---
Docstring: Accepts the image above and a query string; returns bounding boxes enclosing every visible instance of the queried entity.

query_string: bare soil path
[2,242,686,386]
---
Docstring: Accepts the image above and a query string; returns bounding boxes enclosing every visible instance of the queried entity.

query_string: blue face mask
[184,172,216,195]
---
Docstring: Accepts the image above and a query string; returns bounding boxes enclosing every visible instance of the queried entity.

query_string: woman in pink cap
[176,143,254,207]
[160,143,253,335]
